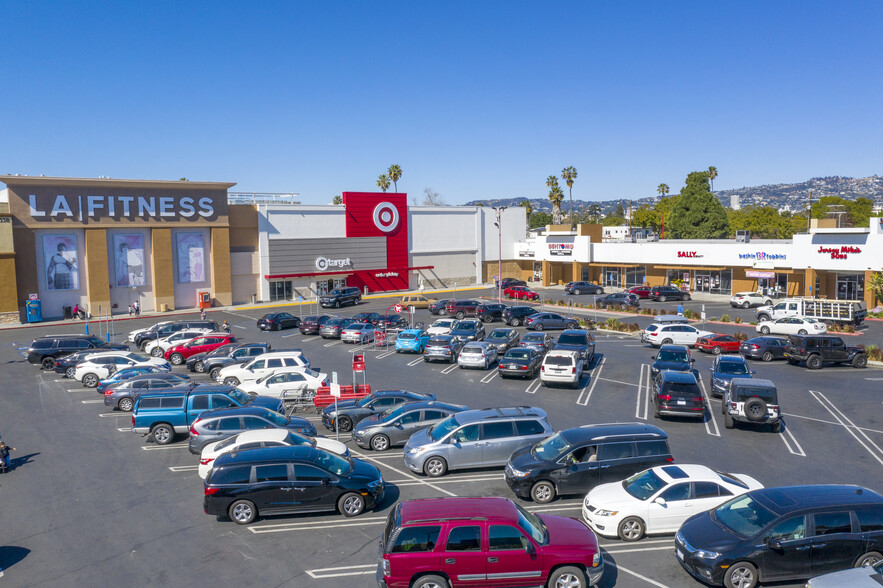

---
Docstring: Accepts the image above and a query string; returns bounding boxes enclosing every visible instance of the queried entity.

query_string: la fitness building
[501,220,883,308]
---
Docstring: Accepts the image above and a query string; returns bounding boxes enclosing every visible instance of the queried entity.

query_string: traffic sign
[393,304,404,313]
[330,384,341,398]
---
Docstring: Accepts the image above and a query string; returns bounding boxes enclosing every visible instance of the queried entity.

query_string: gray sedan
[103,373,193,412]
[352,401,467,451]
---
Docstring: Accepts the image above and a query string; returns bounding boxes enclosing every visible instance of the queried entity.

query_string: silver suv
[403,406,553,477]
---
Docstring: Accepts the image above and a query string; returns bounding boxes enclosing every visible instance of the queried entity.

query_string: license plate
[677,400,686,406]
[677,549,684,561]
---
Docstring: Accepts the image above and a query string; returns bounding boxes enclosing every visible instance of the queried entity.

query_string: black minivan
[676,484,883,588]
[203,445,384,525]
[504,423,672,503]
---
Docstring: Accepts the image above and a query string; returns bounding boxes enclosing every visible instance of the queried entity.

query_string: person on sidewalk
[73,303,80,320]
[201,308,207,320]
[221,320,231,334]
[133,301,140,316]
[676,303,684,316]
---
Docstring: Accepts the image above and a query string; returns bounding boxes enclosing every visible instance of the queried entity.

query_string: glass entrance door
[836,274,864,300]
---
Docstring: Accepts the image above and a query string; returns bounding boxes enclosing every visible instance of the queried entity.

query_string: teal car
[395,329,430,353]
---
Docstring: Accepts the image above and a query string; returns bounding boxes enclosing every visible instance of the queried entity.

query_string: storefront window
[332,278,347,290]
[693,270,732,295]
[532,261,543,283]
[269,280,292,301]
[624,267,647,287]
[758,274,788,298]
[836,273,864,300]
[602,267,621,287]
[667,269,691,290]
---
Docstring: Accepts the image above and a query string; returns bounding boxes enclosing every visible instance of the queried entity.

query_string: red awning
[264,265,434,280]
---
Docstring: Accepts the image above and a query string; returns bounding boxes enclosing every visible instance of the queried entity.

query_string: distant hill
[465,175,883,213]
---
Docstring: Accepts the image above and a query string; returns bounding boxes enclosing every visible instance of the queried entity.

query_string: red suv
[444,300,482,319]
[504,285,540,301]
[626,286,652,299]
[164,334,236,365]
[377,497,604,588]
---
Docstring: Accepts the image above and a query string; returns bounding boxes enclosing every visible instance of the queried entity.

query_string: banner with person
[43,234,79,291]
[176,232,206,283]
[113,233,146,287]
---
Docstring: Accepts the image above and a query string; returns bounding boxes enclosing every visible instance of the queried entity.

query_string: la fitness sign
[818,245,862,260]
[27,193,216,220]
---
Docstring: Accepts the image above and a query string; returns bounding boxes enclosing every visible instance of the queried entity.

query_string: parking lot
[1,289,882,587]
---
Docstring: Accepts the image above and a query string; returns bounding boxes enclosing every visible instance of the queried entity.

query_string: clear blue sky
[3,1,881,204]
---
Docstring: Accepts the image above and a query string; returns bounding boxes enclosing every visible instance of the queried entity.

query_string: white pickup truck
[755,297,867,326]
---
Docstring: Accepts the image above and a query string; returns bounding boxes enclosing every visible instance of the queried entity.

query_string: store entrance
[837,274,864,300]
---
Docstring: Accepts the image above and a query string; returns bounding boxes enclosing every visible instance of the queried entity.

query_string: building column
[572,261,581,283]
[210,227,233,306]
[542,260,551,287]
[864,270,877,308]
[151,229,175,311]
[804,268,817,298]
[84,229,111,314]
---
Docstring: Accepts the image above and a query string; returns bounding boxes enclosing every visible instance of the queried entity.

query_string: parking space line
[605,545,673,555]
[781,411,883,435]
[480,370,498,384]
[576,357,606,406]
[169,465,199,472]
[301,337,319,343]
[778,423,806,457]
[525,379,542,394]
[141,445,189,451]
[250,515,389,534]
[306,564,376,579]
[350,451,457,497]
[440,363,459,375]
[80,399,104,404]
[98,413,130,418]
[604,560,671,588]
[407,357,424,367]
[599,538,672,548]
[635,363,650,420]
[323,341,342,347]
[698,378,721,437]
[810,390,883,466]
[376,350,396,359]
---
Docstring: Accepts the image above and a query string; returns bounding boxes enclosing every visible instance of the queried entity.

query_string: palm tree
[868,271,883,305]
[519,199,533,218]
[377,174,390,192]
[387,164,403,193]
[561,166,578,227]
[332,195,342,204]
[707,166,718,194]
[546,175,564,224]
[657,183,670,200]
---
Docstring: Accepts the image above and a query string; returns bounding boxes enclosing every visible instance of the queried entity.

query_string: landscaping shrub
[733,331,749,341]
[734,317,743,324]
[720,314,731,323]
[683,309,694,319]
[862,344,883,361]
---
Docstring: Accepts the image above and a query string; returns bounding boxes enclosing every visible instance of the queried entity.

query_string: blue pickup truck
[131,385,285,445]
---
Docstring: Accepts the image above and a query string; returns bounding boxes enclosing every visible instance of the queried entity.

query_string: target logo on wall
[373,202,400,233]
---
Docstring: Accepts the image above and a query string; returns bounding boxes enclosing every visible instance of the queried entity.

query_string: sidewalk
[2,284,491,332]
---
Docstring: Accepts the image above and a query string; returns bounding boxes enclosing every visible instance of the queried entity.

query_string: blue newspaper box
[26,299,43,323]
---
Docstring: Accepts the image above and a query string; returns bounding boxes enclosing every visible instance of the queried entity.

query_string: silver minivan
[403,406,553,477]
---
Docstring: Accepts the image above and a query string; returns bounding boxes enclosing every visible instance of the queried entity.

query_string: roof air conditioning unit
[736,230,751,243]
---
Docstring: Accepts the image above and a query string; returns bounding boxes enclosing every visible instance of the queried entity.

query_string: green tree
[631,204,662,231]
[529,211,552,229]
[707,166,718,194]
[657,183,670,199]
[614,203,625,217]
[810,196,874,227]
[586,203,602,223]
[387,164,403,193]
[519,199,533,219]
[561,166,578,226]
[332,195,342,205]
[376,174,390,192]
[729,206,793,238]
[868,272,883,305]
[666,171,730,238]
[546,175,563,224]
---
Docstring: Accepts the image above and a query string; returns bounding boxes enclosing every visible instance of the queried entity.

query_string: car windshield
[664,383,700,396]
[531,432,572,461]
[505,350,529,360]
[453,321,477,330]
[717,362,749,375]
[380,405,408,422]
[256,372,275,384]
[712,494,777,538]
[544,355,572,366]
[433,320,454,328]
[462,345,483,354]
[487,330,511,340]
[315,450,353,476]
[267,411,288,426]
[645,325,658,332]
[515,503,549,546]
[429,415,461,441]
[428,337,451,345]
[735,387,777,401]
[522,334,544,343]
[557,334,587,345]
[228,389,252,405]
[623,469,667,500]
[657,350,688,362]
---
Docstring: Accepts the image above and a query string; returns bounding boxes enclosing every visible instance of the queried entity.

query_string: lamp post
[492,206,507,303]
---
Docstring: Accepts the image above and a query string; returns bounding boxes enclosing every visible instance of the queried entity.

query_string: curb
[869,360,883,368]
[593,329,641,337]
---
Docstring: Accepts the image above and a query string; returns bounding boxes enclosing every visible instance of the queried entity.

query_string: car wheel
[455,311,465,319]
[661,338,673,345]
[413,575,449,588]
[334,300,341,309]
[548,566,587,588]
[336,416,353,433]
[807,355,823,369]
[763,299,772,306]
[209,367,222,380]
[439,309,446,316]
[712,346,722,355]
[151,423,175,445]
[744,397,767,422]
[853,354,868,368]
[535,323,544,331]
[798,329,807,335]
[424,456,448,477]
[338,492,365,517]
[118,397,134,412]
[82,373,99,388]
[724,412,734,429]
[170,353,184,365]
[139,341,149,351]
[150,347,164,357]
[530,481,555,504]
[618,516,645,541]
[229,500,256,525]
[510,318,520,326]
[274,323,281,331]
[223,377,240,386]
[194,360,206,373]
[370,434,390,451]
[856,551,883,568]
[573,289,581,295]
[723,561,758,588]
[761,351,773,362]
[41,357,56,370]
[760,326,771,335]
[65,366,76,378]
[566,322,577,329]
[658,295,667,302]
[741,301,750,309]
[683,294,691,301]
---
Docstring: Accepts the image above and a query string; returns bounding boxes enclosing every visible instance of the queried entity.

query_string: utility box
[26,299,42,323]
[197,291,211,309]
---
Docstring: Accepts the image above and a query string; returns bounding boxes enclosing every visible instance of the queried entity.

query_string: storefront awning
[588,263,645,268]
[264,265,434,280]
[653,265,729,271]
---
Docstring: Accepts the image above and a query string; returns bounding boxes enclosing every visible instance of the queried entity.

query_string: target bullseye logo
[373,202,400,233]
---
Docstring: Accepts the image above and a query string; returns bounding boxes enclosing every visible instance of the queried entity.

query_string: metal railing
[228,192,301,205]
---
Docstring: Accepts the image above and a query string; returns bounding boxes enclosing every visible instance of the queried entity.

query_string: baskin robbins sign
[738,252,787,261]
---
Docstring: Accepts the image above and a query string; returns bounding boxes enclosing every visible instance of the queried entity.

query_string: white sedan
[582,464,763,541]
[198,429,349,479]
[643,323,716,347]
[729,292,773,309]
[427,319,456,336]
[237,368,328,399]
[756,317,827,336]
[341,323,376,344]
[144,329,213,357]
[74,352,170,387]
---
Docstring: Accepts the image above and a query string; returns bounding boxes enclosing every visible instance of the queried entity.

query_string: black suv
[652,371,705,419]
[428,299,452,315]
[134,320,218,350]
[505,423,672,503]
[784,335,868,369]
[319,287,361,309]
[496,277,526,289]
[650,345,694,377]
[723,378,781,432]
[476,302,507,323]
[554,329,595,361]
[27,334,128,369]
[203,446,384,524]
[676,484,883,588]
[564,281,604,295]
[650,285,690,302]
[186,342,272,379]
[502,305,538,326]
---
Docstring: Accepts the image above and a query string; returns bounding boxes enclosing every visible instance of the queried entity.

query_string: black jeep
[784,335,867,369]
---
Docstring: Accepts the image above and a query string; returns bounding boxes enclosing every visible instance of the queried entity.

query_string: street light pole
[492,206,507,303]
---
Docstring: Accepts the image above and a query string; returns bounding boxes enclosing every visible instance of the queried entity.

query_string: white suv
[216,351,311,385]
[128,321,174,343]
[642,324,714,347]
[540,350,584,388]
[74,352,170,387]
[144,329,214,357]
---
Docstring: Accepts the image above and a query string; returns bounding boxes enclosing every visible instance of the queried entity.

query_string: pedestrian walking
[676,303,684,316]
[221,320,231,333]
[0,440,15,473]
[201,308,207,320]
